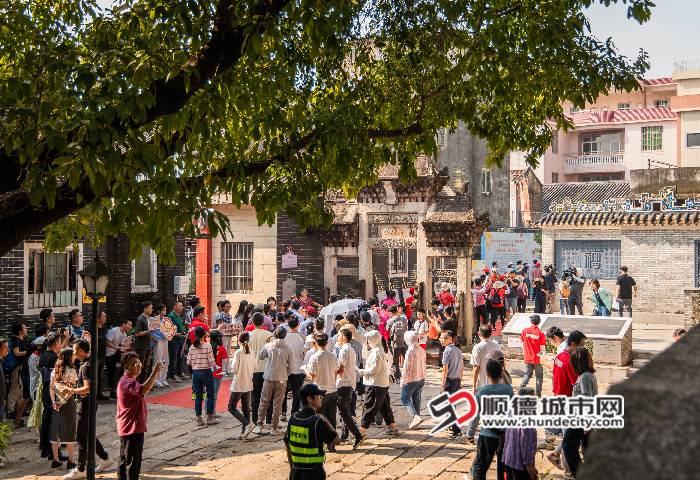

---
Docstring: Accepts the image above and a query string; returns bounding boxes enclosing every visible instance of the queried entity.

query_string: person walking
[530,263,542,300]
[516,274,528,313]
[285,317,307,416]
[254,326,293,435]
[504,270,520,323]
[615,266,637,317]
[49,347,78,470]
[562,347,598,478]
[472,278,490,326]
[187,326,219,426]
[413,309,430,350]
[215,300,236,373]
[440,330,463,438]
[284,384,340,480]
[359,330,399,436]
[589,279,613,316]
[558,275,570,315]
[487,280,506,330]
[65,339,113,479]
[401,331,426,430]
[305,333,339,447]
[133,301,156,384]
[544,266,557,314]
[150,304,170,388]
[209,330,227,416]
[116,352,162,480]
[228,332,256,439]
[336,329,364,449]
[166,302,186,384]
[470,360,515,480]
[567,268,586,316]
[387,305,408,383]
[465,325,500,444]
[519,315,546,397]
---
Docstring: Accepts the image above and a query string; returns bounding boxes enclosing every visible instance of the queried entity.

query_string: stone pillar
[416,211,429,311]
[457,248,474,348]
[684,288,700,330]
[358,211,373,299]
[323,248,337,296]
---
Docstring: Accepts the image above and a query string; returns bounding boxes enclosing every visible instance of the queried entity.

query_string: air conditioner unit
[174,276,191,295]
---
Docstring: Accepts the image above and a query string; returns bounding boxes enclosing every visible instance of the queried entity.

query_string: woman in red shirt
[188,307,210,344]
[209,330,228,417]
[436,283,455,307]
[488,281,507,330]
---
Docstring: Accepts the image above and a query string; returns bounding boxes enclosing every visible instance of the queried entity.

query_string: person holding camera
[544,266,557,314]
[567,268,586,315]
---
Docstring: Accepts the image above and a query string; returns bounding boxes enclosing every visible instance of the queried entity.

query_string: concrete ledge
[506,359,631,384]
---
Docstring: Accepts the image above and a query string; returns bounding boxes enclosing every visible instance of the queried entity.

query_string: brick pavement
[3,362,609,480]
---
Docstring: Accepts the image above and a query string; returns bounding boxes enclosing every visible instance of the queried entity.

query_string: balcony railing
[674,60,700,72]
[564,153,624,166]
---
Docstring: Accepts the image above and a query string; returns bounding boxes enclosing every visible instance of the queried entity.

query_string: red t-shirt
[116,376,147,436]
[213,345,228,379]
[552,349,578,396]
[405,296,414,323]
[189,319,210,344]
[489,288,506,307]
[520,326,546,364]
[436,292,455,306]
[299,297,314,310]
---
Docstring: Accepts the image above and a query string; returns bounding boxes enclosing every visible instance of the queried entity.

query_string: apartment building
[672,61,700,167]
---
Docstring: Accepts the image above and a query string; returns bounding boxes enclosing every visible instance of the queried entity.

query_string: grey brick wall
[275,213,325,303]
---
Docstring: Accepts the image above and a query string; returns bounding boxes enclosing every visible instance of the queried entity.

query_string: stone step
[626,367,640,377]
[632,350,657,360]
[633,358,650,368]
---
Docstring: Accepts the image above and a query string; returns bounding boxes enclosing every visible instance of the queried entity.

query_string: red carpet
[146,379,233,412]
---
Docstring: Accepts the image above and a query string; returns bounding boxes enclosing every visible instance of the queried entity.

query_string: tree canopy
[0,0,652,262]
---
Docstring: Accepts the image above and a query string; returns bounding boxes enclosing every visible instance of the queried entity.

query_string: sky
[586,0,699,79]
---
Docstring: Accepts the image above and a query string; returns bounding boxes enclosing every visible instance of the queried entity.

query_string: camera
[562,265,576,278]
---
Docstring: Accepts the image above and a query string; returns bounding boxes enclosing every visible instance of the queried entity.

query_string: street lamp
[78,254,111,480]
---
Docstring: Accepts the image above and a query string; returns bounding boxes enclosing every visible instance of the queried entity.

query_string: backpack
[2,338,17,371]
[517,282,528,300]
[390,319,407,347]
[489,288,502,305]
[561,282,570,299]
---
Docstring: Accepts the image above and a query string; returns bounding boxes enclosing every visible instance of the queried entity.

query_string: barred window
[654,100,669,108]
[481,169,492,194]
[389,249,408,276]
[131,245,157,293]
[642,126,663,151]
[221,243,253,294]
[28,249,78,308]
[618,103,630,111]
[452,166,463,190]
[687,133,700,148]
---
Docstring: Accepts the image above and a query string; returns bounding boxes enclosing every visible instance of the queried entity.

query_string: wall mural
[550,186,700,213]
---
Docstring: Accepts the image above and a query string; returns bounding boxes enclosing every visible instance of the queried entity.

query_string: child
[209,330,227,417]
[228,332,255,439]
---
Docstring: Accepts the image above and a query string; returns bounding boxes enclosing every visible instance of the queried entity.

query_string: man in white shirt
[249,313,273,426]
[105,319,132,400]
[306,333,340,451]
[284,317,306,417]
[465,324,501,443]
[336,329,364,448]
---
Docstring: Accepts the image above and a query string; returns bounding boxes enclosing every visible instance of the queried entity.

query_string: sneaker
[386,428,401,436]
[547,452,562,470]
[234,433,243,440]
[564,472,574,479]
[243,424,256,438]
[162,381,170,387]
[447,431,462,439]
[252,425,262,435]
[173,376,183,383]
[196,419,206,427]
[270,427,284,436]
[66,461,76,470]
[207,418,220,426]
[154,381,164,388]
[96,456,114,473]
[464,437,475,445]
[279,414,288,422]
[537,440,555,450]
[352,435,366,450]
[51,461,63,469]
[408,416,423,430]
[63,467,86,479]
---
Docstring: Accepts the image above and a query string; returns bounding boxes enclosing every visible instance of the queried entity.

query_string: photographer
[544,266,557,314]
[567,268,586,315]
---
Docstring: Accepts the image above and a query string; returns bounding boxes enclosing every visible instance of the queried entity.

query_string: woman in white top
[359,330,399,436]
[228,332,256,439]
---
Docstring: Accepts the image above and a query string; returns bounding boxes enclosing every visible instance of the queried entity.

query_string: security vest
[287,411,326,469]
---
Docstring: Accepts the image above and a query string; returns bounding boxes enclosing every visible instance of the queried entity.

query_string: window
[581,133,621,154]
[481,169,491,194]
[389,249,408,276]
[221,242,253,294]
[27,248,78,309]
[551,173,559,184]
[436,128,446,148]
[551,129,558,153]
[132,245,157,292]
[580,174,623,182]
[687,133,700,148]
[642,126,663,151]
[618,103,630,111]
[570,107,580,114]
[452,166,463,190]
[654,100,669,108]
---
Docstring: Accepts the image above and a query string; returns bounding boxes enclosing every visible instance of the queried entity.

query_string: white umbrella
[319,298,365,317]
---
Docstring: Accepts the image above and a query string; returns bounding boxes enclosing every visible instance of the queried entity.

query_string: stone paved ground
[3,362,610,480]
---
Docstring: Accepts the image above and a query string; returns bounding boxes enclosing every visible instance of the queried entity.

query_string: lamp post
[78,254,112,480]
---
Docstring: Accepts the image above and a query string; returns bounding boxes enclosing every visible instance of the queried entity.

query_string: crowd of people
[0,269,640,480]
[473,260,638,320]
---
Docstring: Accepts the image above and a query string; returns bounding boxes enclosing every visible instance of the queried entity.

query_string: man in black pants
[471,360,515,480]
[336,329,365,448]
[67,340,113,479]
